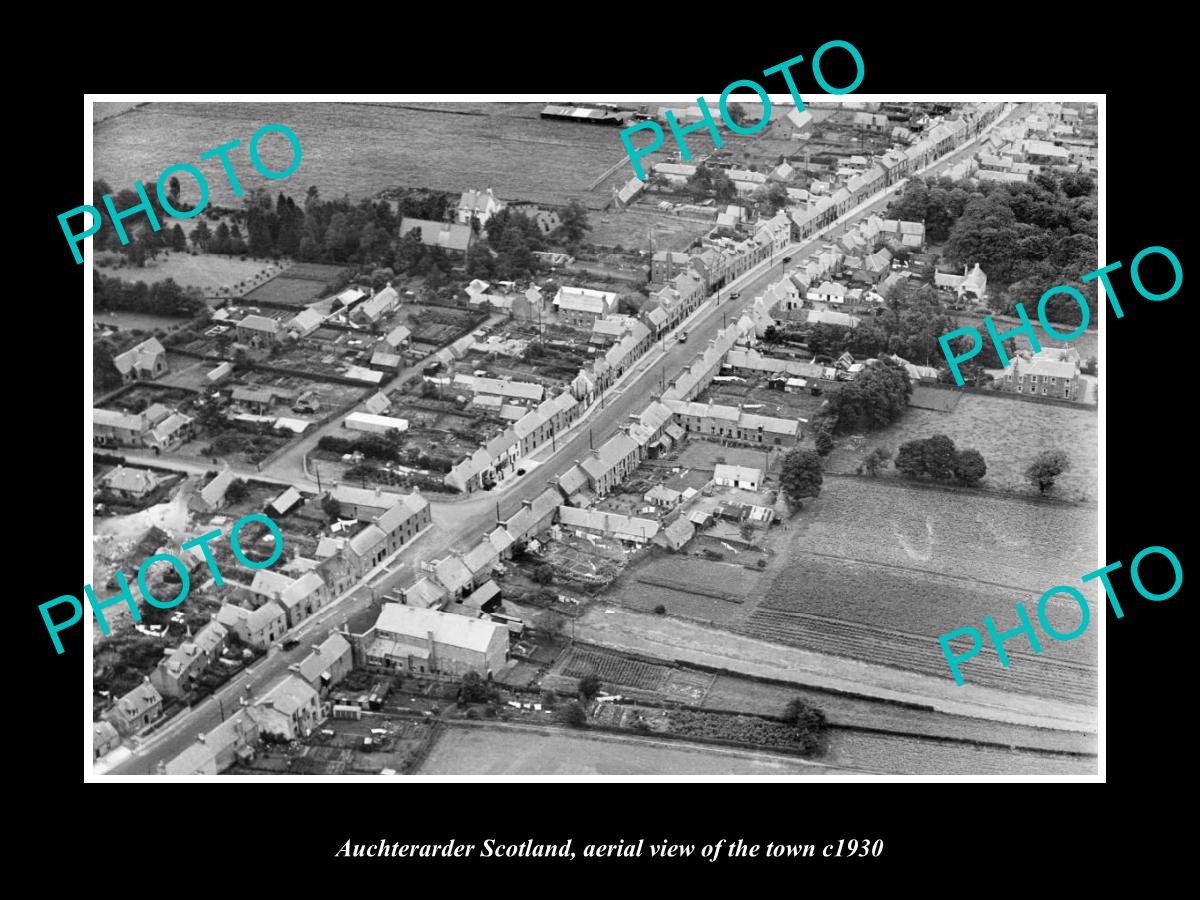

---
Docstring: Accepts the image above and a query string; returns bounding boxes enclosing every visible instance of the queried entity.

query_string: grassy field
[418,724,828,775]
[750,477,1097,700]
[96,252,281,294]
[829,390,1098,500]
[95,101,634,210]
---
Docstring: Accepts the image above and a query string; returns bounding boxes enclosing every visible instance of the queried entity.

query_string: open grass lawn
[418,724,828,775]
[829,390,1098,500]
[99,252,281,294]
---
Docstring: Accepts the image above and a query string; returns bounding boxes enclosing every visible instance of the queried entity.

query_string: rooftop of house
[374,602,505,652]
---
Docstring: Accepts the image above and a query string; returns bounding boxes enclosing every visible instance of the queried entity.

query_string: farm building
[345,412,409,435]
[713,464,763,491]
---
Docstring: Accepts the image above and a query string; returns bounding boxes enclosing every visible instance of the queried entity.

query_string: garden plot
[605,552,765,627]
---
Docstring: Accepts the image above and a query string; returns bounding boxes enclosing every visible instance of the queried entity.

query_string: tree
[167,224,187,252]
[953,448,987,485]
[862,446,893,476]
[460,671,498,704]
[782,697,827,756]
[93,341,123,390]
[760,181,789,215]
[189,220,212,251]
[225,480,248,508]
[780,449,823,509]
[532,564,555,585]
[559,700,587,727]
[540,689,559,710]
[654,604,667,615]
[320,494,341,522]
[578,673,602,701]
[739,521,755,543]
[554,200,591,247]
[534,609,565,639]
[1026,450,1070,494]
[814,427,834,457]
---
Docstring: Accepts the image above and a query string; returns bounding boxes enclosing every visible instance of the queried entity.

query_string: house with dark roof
[399,217,475,254]
[104,679,163,736]
[295,633,353,690]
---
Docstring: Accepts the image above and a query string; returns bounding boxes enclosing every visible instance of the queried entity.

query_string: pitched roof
[246,600,286,630]
[113,337,165,375]
[237,314,280,333]
[554,286,617,315]
[199,469,237,508]
[93,408,146,432]
[101,465,160,494]
[405,576,448,609]
[384,324,411,347]
[557,506,660,541]
[286,307,324,334]
[256,674,317,717]
[580,432,639,481]
[251,569,294,599]
[400,217,473,252]
[433,555,473,594]
[713,464,763,483]
[374,602,505,653]
[114,681,162,719]
[297,633,352,683]
[363,391,391,415]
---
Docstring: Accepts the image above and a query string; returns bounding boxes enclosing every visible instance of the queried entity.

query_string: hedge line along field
[827,391,1098,501]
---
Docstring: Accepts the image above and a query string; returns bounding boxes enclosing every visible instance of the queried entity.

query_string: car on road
[729,291,740,300]
[282,638,301,651]
[782,256,792,263]
[677,331,688,342]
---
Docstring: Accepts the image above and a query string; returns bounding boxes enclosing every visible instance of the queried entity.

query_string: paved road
[104,105,1018,775]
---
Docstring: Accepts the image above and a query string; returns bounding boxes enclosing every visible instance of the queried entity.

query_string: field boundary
[822,472,1097,509]
[918,380,1098,412]
[636,576,744,604]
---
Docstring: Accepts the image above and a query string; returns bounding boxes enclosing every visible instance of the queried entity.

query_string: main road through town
[106,104,1021,775]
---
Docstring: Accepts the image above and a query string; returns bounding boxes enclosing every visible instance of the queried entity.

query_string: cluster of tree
[806,286,959,367]
[459,671,501,705]
[686,164,737,204]
[754,181,790,216]
[317,430,453,473]
[94,272,207,318]
[825,358,912,434]
[780,449,823,510]
[92,180,188,264]
[895,434,987,485]
[464,207,549,282]
[886,172,1097,324]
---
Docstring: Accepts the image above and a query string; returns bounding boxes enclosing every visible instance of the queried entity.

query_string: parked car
[282,638,300,651]
[678,331,688,342]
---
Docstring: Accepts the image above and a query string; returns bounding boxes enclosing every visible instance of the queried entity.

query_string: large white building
[360,603,508,677]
